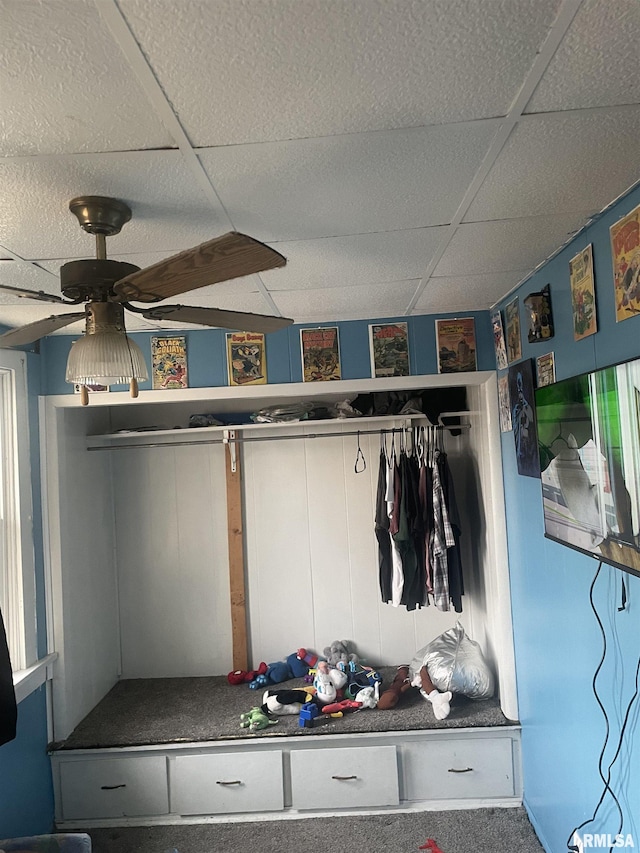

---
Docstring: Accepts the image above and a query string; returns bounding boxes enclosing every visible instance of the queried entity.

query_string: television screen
[535,355,640,577]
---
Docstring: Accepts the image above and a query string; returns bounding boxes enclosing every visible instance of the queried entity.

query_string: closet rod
[87,420,470,452]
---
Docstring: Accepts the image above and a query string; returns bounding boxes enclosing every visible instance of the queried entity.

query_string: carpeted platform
[57,667,516,750]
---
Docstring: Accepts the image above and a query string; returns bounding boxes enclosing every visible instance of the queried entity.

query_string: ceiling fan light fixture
[65,303,148,402]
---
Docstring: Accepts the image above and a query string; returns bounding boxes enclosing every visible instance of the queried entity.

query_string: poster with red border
[610,203,640,322]
[300,327,341,382]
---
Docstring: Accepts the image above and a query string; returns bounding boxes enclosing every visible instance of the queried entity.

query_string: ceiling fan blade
[0,312,85,347]
[113,232,287,301]
[0,282,69,304]
[141,304,293,334]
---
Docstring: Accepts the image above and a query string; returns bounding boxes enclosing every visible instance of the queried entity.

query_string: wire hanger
[354,430,366,473]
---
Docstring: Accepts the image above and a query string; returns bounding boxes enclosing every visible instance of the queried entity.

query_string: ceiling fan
[0,196,292,401]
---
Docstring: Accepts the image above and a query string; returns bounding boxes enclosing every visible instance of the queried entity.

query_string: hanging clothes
[374,446,393,603]
[0,607,17,746]
[437,448,464,613]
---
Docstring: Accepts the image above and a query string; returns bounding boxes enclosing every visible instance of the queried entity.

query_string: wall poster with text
[435,317,477,374]
[151,335,188,390]
[300,327,342,381]
[505,298,522,364]
[491,310,508,370]
[226,331,267,386]
[369,322,410,378]
[569,244,597,340]
[610,203,640,322]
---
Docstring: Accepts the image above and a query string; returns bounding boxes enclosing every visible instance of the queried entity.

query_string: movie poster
[505,298,522,364]
[226,331,267,386]
[569,244,597,340]
[491,310,508,370]
[435,318,477,374]
[508,359,540,478]
[536,352,556,387]
[300,327,341,381]
[151,335,188,390]
[610,203,640,322]
[369,322,410,378]
[498,374,512,433]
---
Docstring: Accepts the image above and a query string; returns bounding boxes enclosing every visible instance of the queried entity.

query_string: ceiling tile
[271,279,420,323]
[0,151,230,259]
[414,270,532,314]
[261,228,446,291]
[526,0,640,113]
[0,259,61,302]
[119,0,560,145]
[434,214,590,278]
[0,0,173,156]
[199,122,499,242]
[465,106,640,222]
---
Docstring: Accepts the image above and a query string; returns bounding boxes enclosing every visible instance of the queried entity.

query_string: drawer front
[59,755,169,820]
[172,750,284,815]
[290,745,399,811]
[402,736,515,800]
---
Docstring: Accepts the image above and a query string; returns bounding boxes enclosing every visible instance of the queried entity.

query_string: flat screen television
[535,355,640,578]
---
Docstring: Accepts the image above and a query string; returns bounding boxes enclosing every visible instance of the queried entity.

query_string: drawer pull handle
[216,780,243,786]
[331,774,358,781]
[448,767,473,774]
[100,784,127,790]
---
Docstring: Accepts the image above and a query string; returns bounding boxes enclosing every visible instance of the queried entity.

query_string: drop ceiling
[1,0,639,335]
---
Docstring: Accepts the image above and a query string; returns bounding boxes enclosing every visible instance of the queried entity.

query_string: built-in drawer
[58,755,169,820]
[171,750,284,815]
[401,735,515,801]
[290,745,399,810]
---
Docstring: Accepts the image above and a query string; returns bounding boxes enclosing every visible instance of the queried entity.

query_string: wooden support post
[224,431,248,671]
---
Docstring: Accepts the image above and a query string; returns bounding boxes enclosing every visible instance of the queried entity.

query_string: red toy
[321,699,362,715]
[418,840,445,853]
[227,661,267,685]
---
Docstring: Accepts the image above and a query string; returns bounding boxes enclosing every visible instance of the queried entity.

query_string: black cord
[566,562,639,852]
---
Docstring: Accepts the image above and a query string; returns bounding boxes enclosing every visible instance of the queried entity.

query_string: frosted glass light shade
[66,330,148,386]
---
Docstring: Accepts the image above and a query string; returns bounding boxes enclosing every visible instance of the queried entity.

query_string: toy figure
[239,707,279,732]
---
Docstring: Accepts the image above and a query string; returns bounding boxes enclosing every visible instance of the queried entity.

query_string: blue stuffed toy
[249,652,308,688]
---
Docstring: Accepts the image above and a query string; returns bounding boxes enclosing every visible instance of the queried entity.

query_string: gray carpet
[86,807,544,852]
[57,668,516,750]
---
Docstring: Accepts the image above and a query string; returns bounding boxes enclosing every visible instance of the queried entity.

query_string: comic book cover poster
[505,297,522,364]
[610,203,640,322]
[226,331,267,386]
[498,374,512,433]
[491,310,508,370]
[151,335,188,390]
[536,352,556,387]
[435,318,477,374]
[508,358,540,479]
[569,244,597,340]
[300,327,341,382]
[369,322,410,378]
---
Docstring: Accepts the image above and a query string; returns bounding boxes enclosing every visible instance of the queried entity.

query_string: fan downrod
[68,196,132,236]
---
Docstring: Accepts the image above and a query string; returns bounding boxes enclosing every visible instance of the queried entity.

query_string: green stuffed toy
[240,706,279,732]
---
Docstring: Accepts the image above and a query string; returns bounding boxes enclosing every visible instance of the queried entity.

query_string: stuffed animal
[377,664,412,710]
[227,661,267,685]
[313,660,348,705]
[323,639,359,667]
[240,707,279,732]
[249,652,309,689]
[262,688,316,716]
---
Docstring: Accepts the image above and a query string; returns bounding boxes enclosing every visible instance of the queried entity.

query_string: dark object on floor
[0,835,91,852]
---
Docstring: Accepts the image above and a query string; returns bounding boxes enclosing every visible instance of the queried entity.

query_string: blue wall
[495,183,640,853]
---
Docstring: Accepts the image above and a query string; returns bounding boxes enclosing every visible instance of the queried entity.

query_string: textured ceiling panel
[413,270,532,314]
[526,0,640,113]
[120,0,560,146]
[199,122,499,242]
[434,214,590,278]
[0,260,61,302]
[260,228,446,291]
[0,0,173,156]
[271,279,421,323]
[464,106,640,222]
[0,151,229,259]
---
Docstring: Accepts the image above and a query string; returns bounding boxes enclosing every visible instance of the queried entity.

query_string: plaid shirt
[431,453,455,611]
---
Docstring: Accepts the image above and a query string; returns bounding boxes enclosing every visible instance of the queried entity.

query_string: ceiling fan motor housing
[60,259,141,301]
[84,301,127,334]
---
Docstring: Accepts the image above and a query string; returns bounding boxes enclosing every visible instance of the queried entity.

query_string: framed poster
[536,352,556,387]
[569,244,597,340]
[151,335,188,390]
[523,284,554,343]
[226,331,267,386]
[610,203,640,322]
[491,310,508,370]
[498,374,512,433]
[508,359,540,479]
[505,298,522,364]
[435,318,477,374]
[300,327,341,381]
[369,322,410,378]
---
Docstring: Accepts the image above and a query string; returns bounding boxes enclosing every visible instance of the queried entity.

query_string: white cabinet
[58,755,169,821]
[401,734,517,801]
[171,750,284,815]
[290,744,399,810]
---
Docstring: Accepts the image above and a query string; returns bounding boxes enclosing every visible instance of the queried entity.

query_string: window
[0,351,36,673]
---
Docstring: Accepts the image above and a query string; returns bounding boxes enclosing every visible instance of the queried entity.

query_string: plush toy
[323,639,359,667]
[227,661,267,685]
[297,647,323,668]
[249,652,309,689]
[313,660,348,704]
[261,688,316,716]
[240,707,279,732]
[377,665,412,710]
[354,684,379,709]
[411,666,452,721]
[321,698,362,715]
